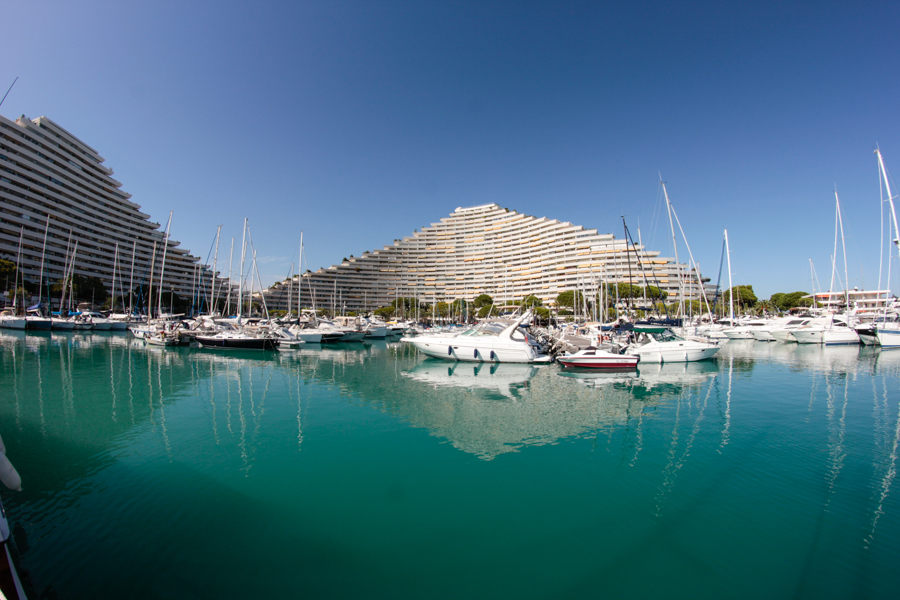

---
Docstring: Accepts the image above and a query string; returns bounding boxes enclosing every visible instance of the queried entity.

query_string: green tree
[555,290,584,308]
[643,285,668,300]
[615,283,643,298]
[520,294,542,307]
[473,294,493,308]
[770,291,811,311]
[374,306,395,320]
[724,285,758,309]
[0,258,15,290]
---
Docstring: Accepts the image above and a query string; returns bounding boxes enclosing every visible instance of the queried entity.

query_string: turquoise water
[1,331,899,599]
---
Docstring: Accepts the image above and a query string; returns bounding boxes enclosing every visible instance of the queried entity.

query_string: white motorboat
[790,315,859,345]
[876,322,900,348]
[855,314,899,346]
[401,310,552,364]
[557,346,639,369]
[752,316,811,342]
[722,319,770,340]
[624,326,721,363]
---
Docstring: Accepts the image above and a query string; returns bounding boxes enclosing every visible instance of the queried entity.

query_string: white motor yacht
[624,326,721,363]
[722,319,770,340]
[401,310,551,364]
[752,316,810,341]
[790,315,859,345]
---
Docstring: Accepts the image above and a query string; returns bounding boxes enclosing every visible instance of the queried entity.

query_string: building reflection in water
[2,331,900,550]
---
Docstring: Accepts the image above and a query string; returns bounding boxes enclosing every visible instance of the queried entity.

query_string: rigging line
[0,77,17,108]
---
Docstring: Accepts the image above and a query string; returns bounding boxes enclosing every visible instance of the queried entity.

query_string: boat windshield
[459,322,507,337]
[649,329,683,342]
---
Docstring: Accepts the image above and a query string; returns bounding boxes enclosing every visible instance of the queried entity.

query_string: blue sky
[3,0,900,299]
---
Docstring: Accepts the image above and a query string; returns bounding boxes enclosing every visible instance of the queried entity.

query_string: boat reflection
[403,359,539,399]
[557,360,718,391]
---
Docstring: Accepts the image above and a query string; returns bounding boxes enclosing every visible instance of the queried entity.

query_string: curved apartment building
[263,203,707,314]
[0,113,224,310]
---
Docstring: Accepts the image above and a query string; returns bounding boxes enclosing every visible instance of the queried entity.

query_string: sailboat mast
[661,181,683,316]
[876,149,900,297]
[13,227,23,313]
[157,211,173,317]
[225,237,235,316]
[38,216,49,313]
[210,225,221,315]
[835,189,849,311]
[129,241,136,316]
[147,241,157,317]
[59,230,73,315]
[238,219,247,321]
[112,243,119,313]
[298,230,304,318]
[724,229,734,321]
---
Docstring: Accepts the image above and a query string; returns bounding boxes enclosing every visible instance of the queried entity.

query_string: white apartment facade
[262,203,710,314]
[0,113,224,311]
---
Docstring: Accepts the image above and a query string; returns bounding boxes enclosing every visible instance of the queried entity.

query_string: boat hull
[405,337,551,364]
[195,336,279,350]
[0,317,27,330]
[876,328,900,348]
[25,317,52,330]
[558,354,639,369]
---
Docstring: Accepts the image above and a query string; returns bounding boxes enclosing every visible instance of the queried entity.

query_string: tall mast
[13,227,23,313]
[622,217,632,312]
[69,241,78,312]
[661,181,683,317]
[876,148,900,295]
[147,240,157,317]
[835,188,849,311]
[157,211,173,317]
[298,230,304,318]
[724,229,734,321]
[210,225,221,315]
[237,218,247,322]
[59,229,73,315]
[129,241,136,315]
[225,237,235,316]
[38,216,50,313]
[111,243,119,313]
[287,262,293,320]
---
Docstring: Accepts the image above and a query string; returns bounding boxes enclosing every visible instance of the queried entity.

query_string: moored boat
[557,347,639,369]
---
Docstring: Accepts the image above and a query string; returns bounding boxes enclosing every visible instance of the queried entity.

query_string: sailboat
[196,218,279,350]
[873,148,900,348]
[0,228,27,329]
[24,218,53,329]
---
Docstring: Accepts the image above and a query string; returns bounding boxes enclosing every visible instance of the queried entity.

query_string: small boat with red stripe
[556,346,639,369]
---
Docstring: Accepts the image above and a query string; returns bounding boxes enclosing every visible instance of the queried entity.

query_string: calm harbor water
[1,331,900,599]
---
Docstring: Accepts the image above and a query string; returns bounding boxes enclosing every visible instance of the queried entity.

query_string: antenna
[0,77,18,108]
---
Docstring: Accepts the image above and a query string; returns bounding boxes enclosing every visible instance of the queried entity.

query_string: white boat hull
[0,316,27,330]
[405,338,551,364]
[876,328,900,348]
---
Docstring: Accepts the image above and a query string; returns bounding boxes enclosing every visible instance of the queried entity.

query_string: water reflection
[403,360,539,399]
[2,331,900,553]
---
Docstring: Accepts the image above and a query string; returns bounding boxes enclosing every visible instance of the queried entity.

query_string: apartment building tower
[0,113,224,310]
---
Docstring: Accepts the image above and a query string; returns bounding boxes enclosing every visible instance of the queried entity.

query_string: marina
[1,330,900,598]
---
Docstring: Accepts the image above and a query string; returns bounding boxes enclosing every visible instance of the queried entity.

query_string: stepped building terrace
[262,203,711,313]
[0,113,225,309]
